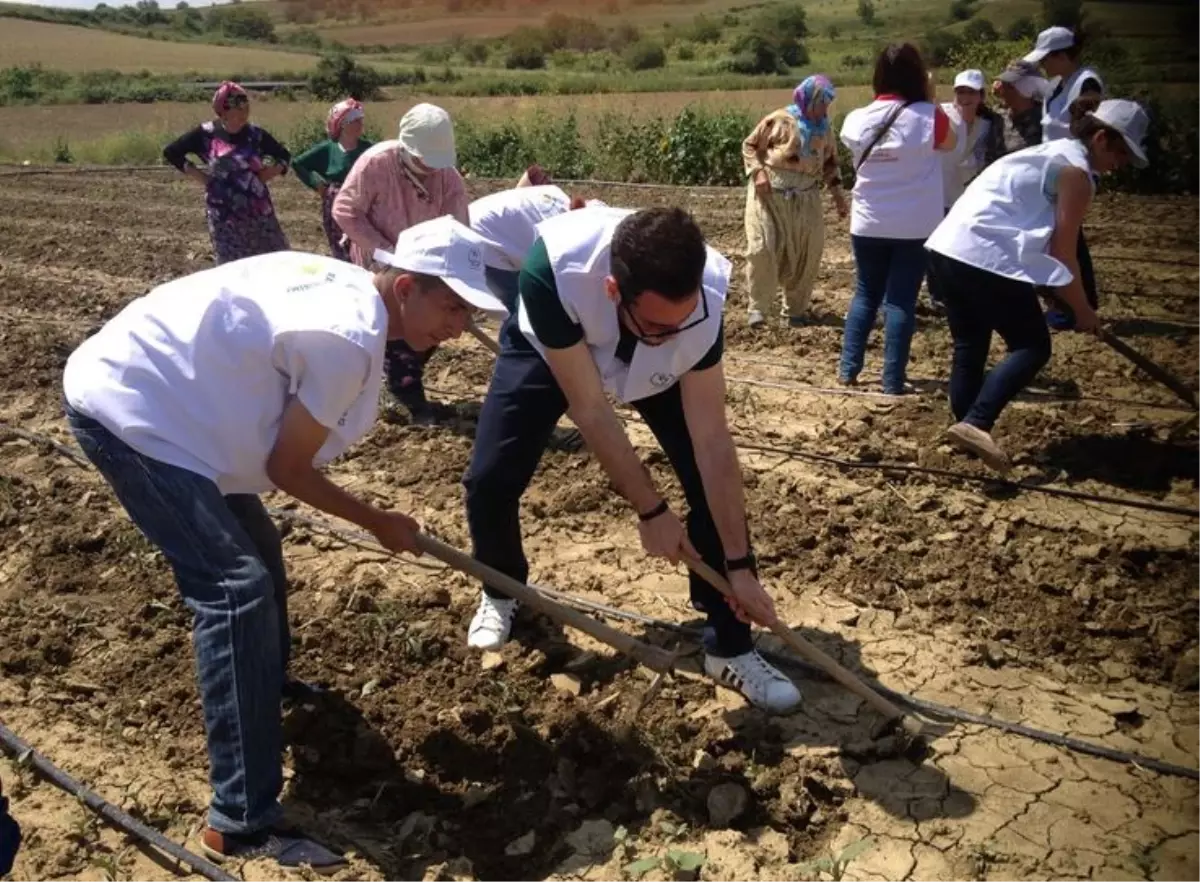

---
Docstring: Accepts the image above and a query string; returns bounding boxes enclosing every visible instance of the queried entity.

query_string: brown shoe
[945,422,1011,474]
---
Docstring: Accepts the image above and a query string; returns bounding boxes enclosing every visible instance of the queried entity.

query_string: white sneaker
[467,593,518,650]
[748,309,765,328]
[705,650,802,713]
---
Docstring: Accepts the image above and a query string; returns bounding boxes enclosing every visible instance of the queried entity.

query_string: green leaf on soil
[614,825,629,843]
[667,850,706,871]
[625,856,661,878]
[839,836,875,862]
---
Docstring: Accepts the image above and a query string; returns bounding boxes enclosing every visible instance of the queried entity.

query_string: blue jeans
[839,235,929,393]
[65,404,288,836]
[927,252,1052,430]
[462,315,753,658]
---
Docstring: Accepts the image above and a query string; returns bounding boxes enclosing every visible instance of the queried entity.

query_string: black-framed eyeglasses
[618,288,709,342]
[224,94,250,111]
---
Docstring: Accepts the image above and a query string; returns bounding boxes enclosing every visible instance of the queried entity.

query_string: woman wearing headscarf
[332,103,469,425]
[741,75,848,328]
[163,81,291,265]
[292,98,374,261]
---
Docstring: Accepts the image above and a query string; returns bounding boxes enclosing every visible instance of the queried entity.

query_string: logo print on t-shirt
[650,372,675,388]
[467,246,482,271]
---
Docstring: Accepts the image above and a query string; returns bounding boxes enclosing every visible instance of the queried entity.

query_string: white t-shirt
[469,185,572,271]
[926,139,1095,287]
[63,251,388,495]
[841,99,944,239]
[939,103,993,209]
[1042,67,1104,142]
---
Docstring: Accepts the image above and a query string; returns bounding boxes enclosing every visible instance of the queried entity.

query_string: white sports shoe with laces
[705,649,802,713]
[467,593,518,650]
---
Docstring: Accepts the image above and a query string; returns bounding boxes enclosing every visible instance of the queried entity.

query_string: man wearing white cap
[61,216,506,873]
[991,59,1047,153]
[333,102,470,422]
[926,97,1149,473]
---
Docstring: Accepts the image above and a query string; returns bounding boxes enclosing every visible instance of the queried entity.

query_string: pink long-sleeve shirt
[331,139,469,267]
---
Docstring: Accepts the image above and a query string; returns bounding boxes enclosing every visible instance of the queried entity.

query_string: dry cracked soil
[0,167,1196,882]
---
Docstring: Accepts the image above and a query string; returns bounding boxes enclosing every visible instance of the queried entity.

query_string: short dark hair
[1068,94,1125,151]
[610,207,707,303]
[872,42,929,104]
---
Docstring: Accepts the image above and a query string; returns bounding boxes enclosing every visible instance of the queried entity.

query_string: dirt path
[0,171,1195,881]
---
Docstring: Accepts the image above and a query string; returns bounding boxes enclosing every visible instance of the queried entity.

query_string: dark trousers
[385,340,435,412]
[462,316,753,657]
[1078,227,1097,309]
[485,266,521,313]
[928,252,1052,431]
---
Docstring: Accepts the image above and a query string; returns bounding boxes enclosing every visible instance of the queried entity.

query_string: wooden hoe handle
[415,533,675,674]
[682,553,916,730]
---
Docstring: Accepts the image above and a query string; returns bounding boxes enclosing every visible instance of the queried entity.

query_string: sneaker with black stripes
[704,650,802,714]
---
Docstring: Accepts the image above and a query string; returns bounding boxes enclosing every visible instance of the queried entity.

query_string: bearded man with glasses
[461,206,801,713]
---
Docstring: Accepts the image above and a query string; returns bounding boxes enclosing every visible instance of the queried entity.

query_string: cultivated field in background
[0,17,319,74]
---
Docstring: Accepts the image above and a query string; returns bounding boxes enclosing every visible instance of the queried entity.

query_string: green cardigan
[291,138,374,190]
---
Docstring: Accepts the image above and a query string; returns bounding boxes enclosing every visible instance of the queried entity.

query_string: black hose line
[0,722,237,881]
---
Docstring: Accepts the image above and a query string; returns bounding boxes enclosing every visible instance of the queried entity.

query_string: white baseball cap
[374,215,508,316]
[953,69,986,91]
[1024,26,1076,64]
[397,103,457,170]
[1090,99,1150,168]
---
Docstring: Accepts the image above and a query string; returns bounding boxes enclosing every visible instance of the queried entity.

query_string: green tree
[857,0,877,26]
[1005,16,1037,40]
[1042,0,1083,29]
[948,0,974,22]
[729,32,783,75]
[307,53,382,101]
[205,4,276,41]
[962,17,998,43]
[755,3,807,39]
[505,28,547,69]
[624,40,665,70]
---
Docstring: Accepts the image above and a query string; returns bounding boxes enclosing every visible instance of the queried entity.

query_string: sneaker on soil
[748,309,765,328]
[787,315,809,328]
[200,826,346,874]
[468,593,518,650]
[704,650,802,714]
[945,422,1011,474]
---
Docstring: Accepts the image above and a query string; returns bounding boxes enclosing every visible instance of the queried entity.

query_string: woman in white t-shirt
[924,97,1148,473]
[838,43,957,395]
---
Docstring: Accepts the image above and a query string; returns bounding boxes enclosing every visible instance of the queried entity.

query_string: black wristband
[637,499,669,522]
[726,552,757,574]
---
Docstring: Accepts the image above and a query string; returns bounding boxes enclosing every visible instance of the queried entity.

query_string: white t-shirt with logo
[926,138,1095,287]
[841,100,944,239]
[469,185,572,271]
[63,251,388,495]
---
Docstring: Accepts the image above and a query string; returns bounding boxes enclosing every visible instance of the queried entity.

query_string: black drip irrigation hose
[730,437,1199,519]
[0,723,236,882]
[268,509,1199,782]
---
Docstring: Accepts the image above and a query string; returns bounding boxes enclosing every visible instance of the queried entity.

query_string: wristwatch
[725,552,758,575]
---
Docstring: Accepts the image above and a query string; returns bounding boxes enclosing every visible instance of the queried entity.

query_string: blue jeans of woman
[839,235,928,393]
[927,252,1052,431]
[65,403,288,836]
